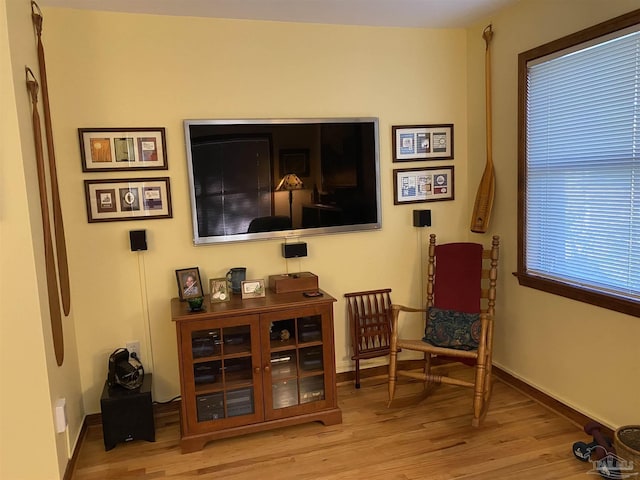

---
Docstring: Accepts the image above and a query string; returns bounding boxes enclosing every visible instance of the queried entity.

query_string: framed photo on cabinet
[176,267,203,300]
[210,278,231,303]
[241,279,266,299]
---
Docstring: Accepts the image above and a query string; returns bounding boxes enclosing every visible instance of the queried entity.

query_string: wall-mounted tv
[184,117,381,244]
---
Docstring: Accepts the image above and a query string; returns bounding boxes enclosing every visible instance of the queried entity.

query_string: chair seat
[396,338,479,359]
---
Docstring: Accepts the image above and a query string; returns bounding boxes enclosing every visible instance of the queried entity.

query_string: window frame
[516,8,640,317]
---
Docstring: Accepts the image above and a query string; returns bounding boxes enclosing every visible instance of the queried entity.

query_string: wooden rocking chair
[388,234,499,426]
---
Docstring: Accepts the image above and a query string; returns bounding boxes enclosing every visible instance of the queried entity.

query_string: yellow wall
[42,9,469,413]
[5,2,639,476]
[466,0,640,428]
[1,0,83,478]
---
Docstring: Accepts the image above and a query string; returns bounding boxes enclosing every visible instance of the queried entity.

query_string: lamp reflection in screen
[276,173,304,222]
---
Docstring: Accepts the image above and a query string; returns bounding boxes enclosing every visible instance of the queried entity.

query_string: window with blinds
[517,10,640,316]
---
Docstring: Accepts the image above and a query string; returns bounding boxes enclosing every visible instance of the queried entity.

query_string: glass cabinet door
[186,317,263,430]
[264,308,330,419]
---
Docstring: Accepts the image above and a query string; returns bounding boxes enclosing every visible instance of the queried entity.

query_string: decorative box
[268,272,318,293]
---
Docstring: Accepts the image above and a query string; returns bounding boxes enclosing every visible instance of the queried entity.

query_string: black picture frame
[84,177,172,223]
[393,166,455,204]
[79,127,168,172]
[392,124,454,162]
[176,267,203,300]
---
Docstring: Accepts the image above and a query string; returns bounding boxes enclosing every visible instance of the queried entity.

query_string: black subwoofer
[100,373,155,451]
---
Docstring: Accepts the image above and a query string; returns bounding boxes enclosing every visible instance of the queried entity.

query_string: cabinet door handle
[254,366,261,374]
[264,365,271,373]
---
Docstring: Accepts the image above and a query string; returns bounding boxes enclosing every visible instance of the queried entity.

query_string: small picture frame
[241,279,266,299]
[79,127,168,171]
[176,267,203,300]
[392,124,454,162]
[209,278,230,303]
[393,166,455,204]
[279,148,310,178]
[84,177,172,222]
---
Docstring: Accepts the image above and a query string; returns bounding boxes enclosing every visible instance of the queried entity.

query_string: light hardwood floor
[71,365,595,479]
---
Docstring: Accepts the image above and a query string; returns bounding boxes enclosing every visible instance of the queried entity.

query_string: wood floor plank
[71,365,595,479]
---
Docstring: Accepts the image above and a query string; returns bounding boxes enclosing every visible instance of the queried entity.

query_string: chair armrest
[391,304,428,314]
[390,304,428,343]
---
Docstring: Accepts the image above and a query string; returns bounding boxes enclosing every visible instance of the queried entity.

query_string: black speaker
[282,242,308,258]
[413,210,432,227]
[100,374,155,450]
[129,230,147,251]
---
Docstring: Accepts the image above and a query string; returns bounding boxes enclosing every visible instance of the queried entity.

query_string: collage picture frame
[393,166,455,204]
[392,124,454,161]
[79,127,168,172]
[84,177,172,223]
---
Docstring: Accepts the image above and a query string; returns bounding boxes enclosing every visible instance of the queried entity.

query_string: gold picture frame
[209,277,230,303]
[241,279,266,299]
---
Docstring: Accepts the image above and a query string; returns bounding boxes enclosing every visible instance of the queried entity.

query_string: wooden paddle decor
[31,1,71,316]
[26,67,64,366]
[470,24,495,233]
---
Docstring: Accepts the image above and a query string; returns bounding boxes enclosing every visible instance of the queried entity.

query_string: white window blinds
[525,27,640,299]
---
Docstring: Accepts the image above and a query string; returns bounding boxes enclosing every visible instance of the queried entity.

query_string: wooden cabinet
[171,289,342,453]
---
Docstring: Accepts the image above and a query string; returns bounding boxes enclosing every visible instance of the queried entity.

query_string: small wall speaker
[282,242,308,258]
[413,210,432,227]
[129,230,147,251]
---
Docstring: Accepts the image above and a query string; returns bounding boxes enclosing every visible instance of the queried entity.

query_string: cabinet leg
[319,408,343,426]
[181,437,209,454]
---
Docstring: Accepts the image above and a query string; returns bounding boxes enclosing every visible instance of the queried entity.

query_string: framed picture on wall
[392,124,454,161]
[84,177,172,222]
[393,166,455,204]
[79,127,168,171]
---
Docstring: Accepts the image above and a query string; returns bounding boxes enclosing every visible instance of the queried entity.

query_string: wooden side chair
[388,234,499,426]
[344,289,393,388]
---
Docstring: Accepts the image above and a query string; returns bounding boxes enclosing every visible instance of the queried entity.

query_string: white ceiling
[37,0,520,28]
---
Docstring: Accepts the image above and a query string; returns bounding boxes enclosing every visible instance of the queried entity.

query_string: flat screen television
[184,117,381,244]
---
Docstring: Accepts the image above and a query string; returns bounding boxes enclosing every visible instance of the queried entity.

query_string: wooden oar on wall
[31,1,71,316]
[26,67,64,366]
[470,25,495,233]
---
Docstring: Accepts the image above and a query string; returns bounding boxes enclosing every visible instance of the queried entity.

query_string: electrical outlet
[126,341,140,359]
[54,398,67,433]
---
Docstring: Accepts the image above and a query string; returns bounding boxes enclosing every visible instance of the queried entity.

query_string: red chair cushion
[433,242,483,314]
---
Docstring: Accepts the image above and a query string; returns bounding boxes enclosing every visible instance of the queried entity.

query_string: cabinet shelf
[193,356,221,363]
[222,345,252,356]
[172,290,342,453]
[195,383,224,395]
